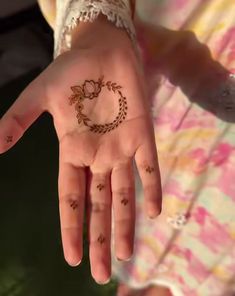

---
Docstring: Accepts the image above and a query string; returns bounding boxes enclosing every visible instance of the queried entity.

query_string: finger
[0,79,45,153]
[135,139,162,218]
[111,160,135,261]
[58,155,85,267]
[87,170,112,284]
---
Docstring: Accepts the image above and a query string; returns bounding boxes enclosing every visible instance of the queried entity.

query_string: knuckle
[92,172,107,184]
[89,201,110,213]
[10,114,25,134]
[115,217,132,224]
[144,182,160,194]
[59,194,81,206]
[113,186,134,197]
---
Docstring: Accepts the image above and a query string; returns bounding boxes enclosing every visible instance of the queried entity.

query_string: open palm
[0,42,162,284]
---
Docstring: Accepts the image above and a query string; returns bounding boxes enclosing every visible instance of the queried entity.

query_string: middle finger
[111,160,135,261]
[87,169,112,284]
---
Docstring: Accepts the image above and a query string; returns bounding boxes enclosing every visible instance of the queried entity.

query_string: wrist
[54,0,136,57]
[71,14,133,51]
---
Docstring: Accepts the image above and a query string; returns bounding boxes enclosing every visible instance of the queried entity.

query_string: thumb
[0,78,46,153]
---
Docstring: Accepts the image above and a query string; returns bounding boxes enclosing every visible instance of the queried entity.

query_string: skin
[0,16,162,284]
[117,283,172,296]
[68,76,128,133]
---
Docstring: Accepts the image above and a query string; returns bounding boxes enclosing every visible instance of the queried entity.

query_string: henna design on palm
[68,76,127,133]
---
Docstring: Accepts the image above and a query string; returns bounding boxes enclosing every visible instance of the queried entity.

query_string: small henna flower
[121,198,129,206]
[146,166,155,174]
[97,234,105,245]
[97,184,105,191]
[6,136,13,143]
[70,201,78,210]
[83,80,101,99]
[75,102,84,112]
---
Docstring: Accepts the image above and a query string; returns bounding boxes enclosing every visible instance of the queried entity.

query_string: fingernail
[147,204,162,218]
[117,256,132,262]
[148,209,161,219]
[148,215,157,220]
[68,260,81,267]
[124,257,132,262]
[96,278,110,285]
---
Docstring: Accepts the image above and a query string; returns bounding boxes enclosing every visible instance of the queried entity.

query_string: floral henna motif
[97,234,105,245]
[146,166,155,174]
[6,136,13,143]
[97,184,105,191]
[121,198,129,206]
[70,201,78,210]
[69,76,128,133]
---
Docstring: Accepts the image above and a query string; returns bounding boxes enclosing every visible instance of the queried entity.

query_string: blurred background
[0,2,116,295]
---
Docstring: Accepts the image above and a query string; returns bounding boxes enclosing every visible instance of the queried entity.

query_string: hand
[0,16,162,284]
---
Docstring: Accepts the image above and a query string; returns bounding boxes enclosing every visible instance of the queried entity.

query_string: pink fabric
[113,1,235,295]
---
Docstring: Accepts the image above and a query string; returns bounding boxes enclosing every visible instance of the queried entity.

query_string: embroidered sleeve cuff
[54,0,136,57]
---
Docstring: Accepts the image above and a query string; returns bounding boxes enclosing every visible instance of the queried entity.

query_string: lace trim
[54,0,136,57]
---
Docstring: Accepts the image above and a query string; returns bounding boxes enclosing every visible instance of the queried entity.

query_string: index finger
[135,137,162,218]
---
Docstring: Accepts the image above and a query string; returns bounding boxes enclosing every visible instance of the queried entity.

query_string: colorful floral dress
[39,1,235,295]
[112,1,235,295]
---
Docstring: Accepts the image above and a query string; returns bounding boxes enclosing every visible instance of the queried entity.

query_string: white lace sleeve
[54,0,136,58]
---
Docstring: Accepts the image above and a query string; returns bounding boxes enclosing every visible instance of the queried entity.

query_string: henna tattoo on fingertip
[68,76,128,134]
[97,234,105,245]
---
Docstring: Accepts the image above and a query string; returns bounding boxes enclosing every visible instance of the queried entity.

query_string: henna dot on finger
[121,198,129,206]
[6,136,13,143]
[97,184,105,191]
[69,200,79,210]
[97,234,105,245]
[145,166,155,174]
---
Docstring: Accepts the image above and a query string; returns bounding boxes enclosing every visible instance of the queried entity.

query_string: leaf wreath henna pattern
[97,184,105,191]
[6,136,13,143]
[97,234,105,245]
[121,198,129,206]
[68,76,128,133]
[146,166,155,174]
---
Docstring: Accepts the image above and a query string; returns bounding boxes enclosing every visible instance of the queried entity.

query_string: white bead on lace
[55,0,136,57]
[156,263,169,273]
[167,213,187,230]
